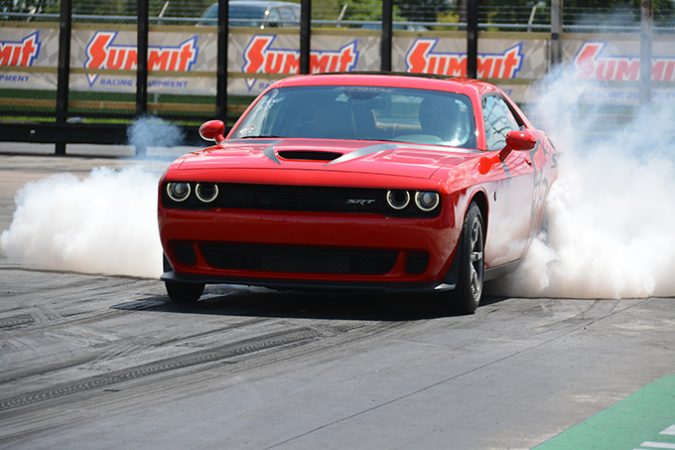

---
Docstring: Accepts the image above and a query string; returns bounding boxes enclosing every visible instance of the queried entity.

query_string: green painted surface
[535,375,675,450]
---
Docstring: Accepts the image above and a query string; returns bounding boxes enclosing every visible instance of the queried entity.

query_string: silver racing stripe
[263,143,281,165]
[262,141,477,166]
[326,143,398,165]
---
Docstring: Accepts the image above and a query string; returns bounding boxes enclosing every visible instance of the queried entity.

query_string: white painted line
[662,425,675,436]
[640,442,675,449]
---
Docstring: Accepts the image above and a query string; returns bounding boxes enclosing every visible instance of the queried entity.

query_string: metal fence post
[300,0,311,74]
[550,0,563,68]
[215,0,229,124]
[640,0,653,105]
[55,0,72,156]
[467,0,479,79]
[135,0,149,155]
[381,0,393,72]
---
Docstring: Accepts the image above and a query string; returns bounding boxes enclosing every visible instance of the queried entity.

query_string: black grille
[162,183,439,217]
[201,243,397,275]
[172,242,196,266]
[405,251,429,274]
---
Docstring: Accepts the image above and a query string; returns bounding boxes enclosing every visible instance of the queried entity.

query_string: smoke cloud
[127,115,185,152]
[500,67,675,298]
[0,117,185,278]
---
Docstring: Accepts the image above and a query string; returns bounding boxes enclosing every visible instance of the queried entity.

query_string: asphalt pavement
[1,153,674,450]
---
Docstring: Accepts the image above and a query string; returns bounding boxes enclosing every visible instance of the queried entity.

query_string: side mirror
[498,129,537,160]
[199,120,225,143]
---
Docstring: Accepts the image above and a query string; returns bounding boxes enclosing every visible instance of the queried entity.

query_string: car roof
[271,73,501,98]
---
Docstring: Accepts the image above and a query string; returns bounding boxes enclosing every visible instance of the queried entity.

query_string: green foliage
[397,0,451,23]
[475,0,673,27]
[313,0,343,20]
[342,0,382,21]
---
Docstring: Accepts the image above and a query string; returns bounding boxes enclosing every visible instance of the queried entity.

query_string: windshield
[231,85,477,148]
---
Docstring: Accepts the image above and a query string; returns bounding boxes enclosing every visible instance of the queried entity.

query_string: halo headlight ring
[414,191,440,212]
[386,190,411,210]
[167,182,191,202]
[195,183,219,203]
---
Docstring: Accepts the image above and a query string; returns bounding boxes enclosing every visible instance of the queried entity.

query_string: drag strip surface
[1,265,674,449]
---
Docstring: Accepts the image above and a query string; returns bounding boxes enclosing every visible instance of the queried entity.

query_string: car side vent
[277,151,343,161]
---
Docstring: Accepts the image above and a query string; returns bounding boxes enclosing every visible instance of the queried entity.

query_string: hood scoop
[277,150,343,162]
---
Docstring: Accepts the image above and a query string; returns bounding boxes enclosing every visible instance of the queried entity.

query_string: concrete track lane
[1,155,674,449]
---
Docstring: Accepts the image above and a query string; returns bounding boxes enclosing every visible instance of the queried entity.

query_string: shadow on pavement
[111,283,510,322]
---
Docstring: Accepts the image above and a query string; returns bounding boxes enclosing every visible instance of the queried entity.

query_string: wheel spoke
[470,265,479,291]
[470,224,479,248]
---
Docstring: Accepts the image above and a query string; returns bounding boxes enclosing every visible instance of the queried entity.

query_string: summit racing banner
[574,42,675,82]
[563,36,675,104]
[229,31,378,93]
[0,32,40,67]
[0,26,59,90]
[404,39,523,78]
[84,32,199,79]
[392,33,547,102]
[69,28,217,94]
[241,36,358,75]
[2,23,674,104]
[234,32,544,97]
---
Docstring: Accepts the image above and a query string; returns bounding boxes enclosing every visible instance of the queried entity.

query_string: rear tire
[165,280,205,306]
[447,202,485,315]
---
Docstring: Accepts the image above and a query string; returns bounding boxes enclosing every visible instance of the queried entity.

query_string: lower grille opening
[172,242,196,266]
[201,243,397,275]
[405,251,429,274]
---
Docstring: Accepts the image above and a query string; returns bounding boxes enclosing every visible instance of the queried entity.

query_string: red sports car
[158,74,558,314]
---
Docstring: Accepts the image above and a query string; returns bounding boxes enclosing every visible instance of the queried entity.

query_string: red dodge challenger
[158,73,558,314]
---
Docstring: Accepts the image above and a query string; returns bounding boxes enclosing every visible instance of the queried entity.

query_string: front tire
[447,202,485,315]
[165,280,205,306]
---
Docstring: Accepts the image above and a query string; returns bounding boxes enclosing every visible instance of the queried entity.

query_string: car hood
[177,138,478,179]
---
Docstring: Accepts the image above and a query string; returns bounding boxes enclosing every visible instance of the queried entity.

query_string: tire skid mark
[156,317,272,347]
[0,314,34,329]
[0,354,98,385]
[0,327,321,412]
[241,320,417,374]
[0,318,271,386]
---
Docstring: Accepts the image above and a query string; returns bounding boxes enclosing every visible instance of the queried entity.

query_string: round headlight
[414,191,440,212]
[386,190,410,210]
[167,182,191,202]
[195,183,219,203]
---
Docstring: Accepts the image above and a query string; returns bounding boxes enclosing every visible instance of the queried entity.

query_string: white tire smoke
[1,167,164,278]
[500,67,675,298]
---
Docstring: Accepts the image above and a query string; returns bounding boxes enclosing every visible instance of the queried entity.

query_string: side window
[267,8,281,22]
[291,5,301,20]
[279,7,294,21]
[482,95,520,151]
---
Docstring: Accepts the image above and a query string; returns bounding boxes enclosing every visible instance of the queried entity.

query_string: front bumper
[158,205,462,289]
[161,270,457,293]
